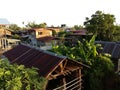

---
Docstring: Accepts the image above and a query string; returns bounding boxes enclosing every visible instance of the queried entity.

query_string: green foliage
[0,59,47,90]
[26,22,47,28]
[51,35,100,65]
[113,74,120,90]
[9,24,21,31]
[52,30,57,36]
[87,54,114,90]
[12,34,21,39]
[113,25,120,41]
[72,25,83,30]
[84,10,116,41]
[58,31,67,37]
[50,35,114,90]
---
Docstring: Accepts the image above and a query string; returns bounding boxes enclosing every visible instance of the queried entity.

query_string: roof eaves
[68,58,90,68]
[46,58,66,79]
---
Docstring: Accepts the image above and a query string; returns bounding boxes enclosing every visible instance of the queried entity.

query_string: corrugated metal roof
[96,41,120,59]
[70,29,87,35]
[112,44,120,58]
[3,44,66,77]
[37,36,54,42]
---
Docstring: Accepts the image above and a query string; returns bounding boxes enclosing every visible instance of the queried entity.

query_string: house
[65,29,92,46]
[0,18,10,28]
[3,44,89,90]
[19,28,52,46]
[22,28,53,47]
[95,41,120,72]
[0,28,20,51]
[0,28,12,50]
[37,36,55,50]
[69,29,87,35]
[47,27,62,34]
[0,28,12,36]
[29,28,53,38]
[37,36,72,50]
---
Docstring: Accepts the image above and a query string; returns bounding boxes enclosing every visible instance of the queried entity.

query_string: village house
[36,36,72,50]
[37,36,56,50]
[20,28,53,46]
[0,28,20,52]
[29,28,53,38]
[47,27,62,35]
[64,29,92,46]
[3,44,89,90]
[0,28,12,50]
[20,27,62,48]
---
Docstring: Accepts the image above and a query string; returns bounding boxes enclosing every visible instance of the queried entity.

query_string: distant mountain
[0,18,10,25]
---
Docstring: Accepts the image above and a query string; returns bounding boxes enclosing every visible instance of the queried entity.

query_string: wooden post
[63,77,66,90]
[78,68,82,90]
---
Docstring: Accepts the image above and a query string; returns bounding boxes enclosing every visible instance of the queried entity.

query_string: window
[38,32,42,35]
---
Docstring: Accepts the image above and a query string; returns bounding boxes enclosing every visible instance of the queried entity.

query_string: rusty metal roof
[37,36,54,42]
[3,44,66,77]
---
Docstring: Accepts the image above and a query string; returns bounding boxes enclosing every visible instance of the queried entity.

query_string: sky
[0,0,120,27]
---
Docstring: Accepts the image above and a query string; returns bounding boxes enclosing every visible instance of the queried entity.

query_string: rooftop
[96,41,120,59]
[3,44,88,78]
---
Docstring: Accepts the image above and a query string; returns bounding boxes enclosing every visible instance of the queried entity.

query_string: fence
[53,77,82,90]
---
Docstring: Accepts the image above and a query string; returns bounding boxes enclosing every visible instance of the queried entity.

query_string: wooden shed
[3,44,88,90]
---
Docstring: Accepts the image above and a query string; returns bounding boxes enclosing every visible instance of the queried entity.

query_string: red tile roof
[3,44,66,77]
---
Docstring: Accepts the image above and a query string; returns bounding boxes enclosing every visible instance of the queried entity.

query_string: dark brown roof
[37,36,55,42]
[96,41,120,59]
[3,44,66,77]
[70,29,87,35]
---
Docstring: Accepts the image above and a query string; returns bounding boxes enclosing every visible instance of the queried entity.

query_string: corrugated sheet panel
[112,44,120,59]
[103,42,116,54]
[3,44,65,77]
[96,41,120,59]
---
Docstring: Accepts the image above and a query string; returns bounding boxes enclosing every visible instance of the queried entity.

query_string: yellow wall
[0,29,11,36]
[35,28,52,38]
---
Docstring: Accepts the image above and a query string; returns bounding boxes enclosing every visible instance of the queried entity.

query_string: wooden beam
[60,63,64,73]
[63,60,68,69]
[50,67,80,79]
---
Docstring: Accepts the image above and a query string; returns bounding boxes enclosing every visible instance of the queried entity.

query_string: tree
[112,25,120,41]
[73,25,83,30]
[52,30,57,36]
[50,35,114,90]
[26,22,47,28]
[9,24,21,31]
[84,10,116,41]
[39,22,47,28]
[0,58,47,90]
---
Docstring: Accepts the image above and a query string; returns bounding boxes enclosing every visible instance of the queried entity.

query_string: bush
[85,54,114,90]
[0,59,47,90]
